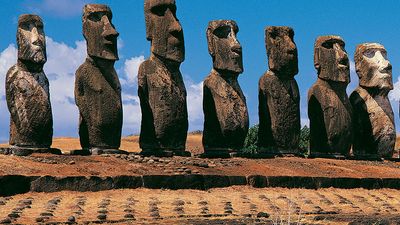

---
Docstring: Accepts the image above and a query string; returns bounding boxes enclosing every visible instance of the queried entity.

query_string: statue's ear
[206,28,215,57]
[145,14,153,41]
[314,47,320,72]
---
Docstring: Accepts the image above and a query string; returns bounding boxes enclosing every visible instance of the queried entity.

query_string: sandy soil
[1,187,399,224]
[0,134,204,155]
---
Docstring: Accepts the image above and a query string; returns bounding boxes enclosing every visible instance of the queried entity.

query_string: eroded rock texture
[139,0,188,155]
[308,36,352,157]
[202,20,249,156]
[350,43,395,158]
[6,14,53,149]
[258,26,300,154]
[75,4,123,153]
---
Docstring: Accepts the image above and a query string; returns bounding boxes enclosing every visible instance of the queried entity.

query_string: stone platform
[1,153,400,196]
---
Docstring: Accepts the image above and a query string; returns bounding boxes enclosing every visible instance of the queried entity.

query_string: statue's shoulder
[75,60,93,77]
[6,64,19,81]
[138,58,156,76]
[349,87,367,106]
[203,70,224,90]
[307,80,326,100]
[259,70,278,90]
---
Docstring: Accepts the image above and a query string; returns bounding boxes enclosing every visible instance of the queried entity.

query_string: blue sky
[1,0,400,142]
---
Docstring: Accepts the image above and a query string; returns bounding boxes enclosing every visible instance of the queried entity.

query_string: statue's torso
[203,70,249,149]
[75,59,122,148]
[258,71,300,151]
[350,87,395,157]
[308,79,352,154]
[6,65,52,147]
[138,58,188,150]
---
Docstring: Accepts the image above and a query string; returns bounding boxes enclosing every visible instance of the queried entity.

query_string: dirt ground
[0,151,400,178]
[0,187,399,224]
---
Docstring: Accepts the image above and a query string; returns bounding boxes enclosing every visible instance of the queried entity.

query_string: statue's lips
[378,73,392,80]
[169,36,183,47]
[286,49,296,55]
[231,48,242,57]
[379,67,392,74]
[30,44,44,51]
[338,64,349,70]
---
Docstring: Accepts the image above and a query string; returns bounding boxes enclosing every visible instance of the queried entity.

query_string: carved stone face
[83,4,119,61]
[17,14,46,64]
[207,20,243,74]
[145,0,184,63]
[265,26,298,78]
[314,36,350,83]
[355,43,393,90]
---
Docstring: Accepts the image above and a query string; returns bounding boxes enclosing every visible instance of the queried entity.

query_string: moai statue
[258,26,300,155]
[350,43,395,158]
[202,20,249,157]
[138,0,189,156]
[75,4,125,155]
[308,36,352,158]
[4,14,59,156]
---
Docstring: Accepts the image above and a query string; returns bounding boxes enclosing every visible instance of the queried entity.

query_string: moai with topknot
[202,20,249,157]
[4,14,60,156]
[75,4,125,155]
[308,36,352,158]
[350,43,395,159]
[138,0,189,156]
[258,26,300,155]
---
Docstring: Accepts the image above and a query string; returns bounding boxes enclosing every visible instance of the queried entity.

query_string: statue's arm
[74,68,90,121]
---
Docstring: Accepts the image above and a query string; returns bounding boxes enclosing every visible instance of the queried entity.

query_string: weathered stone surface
[308,36,352,157]
[350,43,395,158]
[139,0,188,155]
[202,20,248,156]
[75,4,123,152]
[258,26,300,154]
[6,14,53,150]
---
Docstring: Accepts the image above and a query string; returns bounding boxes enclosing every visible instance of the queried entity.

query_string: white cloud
[185,78,203,131]
[121,93,141,136]
[389,77,400,101]
[43,37,86,137]
[0,45,18,96]
[121,56,145,85]
[346,60,359,95]
[300,118,310,128]
[0,45,17,142]
[23,0,91,18]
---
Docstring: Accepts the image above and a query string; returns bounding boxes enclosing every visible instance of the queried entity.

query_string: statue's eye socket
[364,49,376,58]
[382,51,388,60]
[151,5,168,16]
[321,41,334,49]
[20,23,30,30]
[88,12,102,22]
[213,26,231,38]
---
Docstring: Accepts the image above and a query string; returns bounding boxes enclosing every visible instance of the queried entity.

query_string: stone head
[206,20,243,74]
[314,36,350,83]
[355,43,393,90]
[265,26,298,78]
[144,0,184,63]
[17,14,46,64]
[83,4,119,61]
